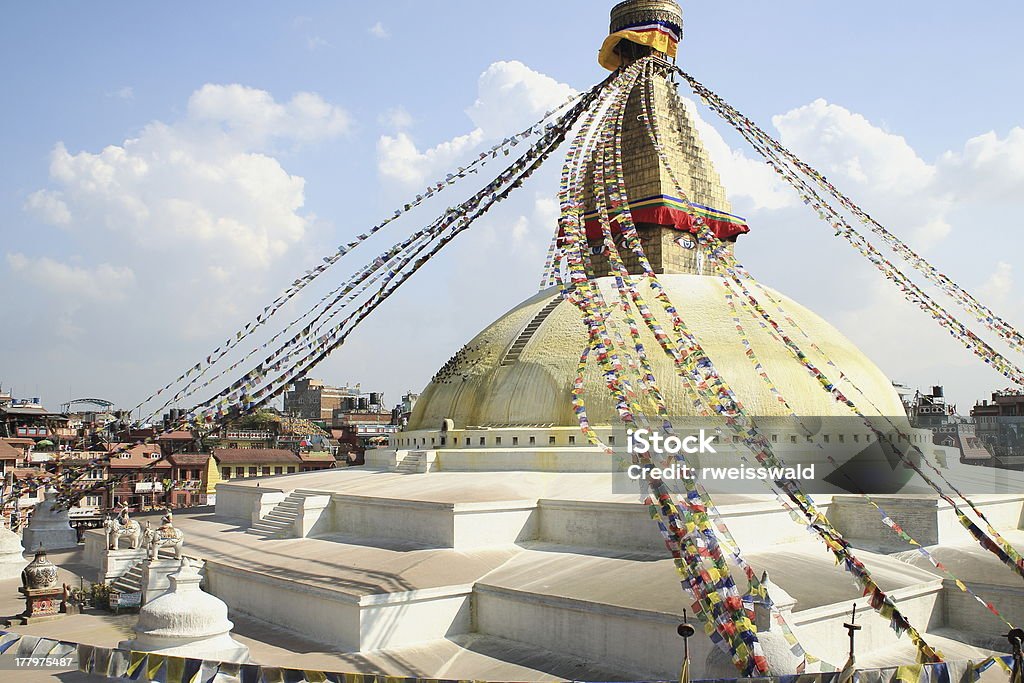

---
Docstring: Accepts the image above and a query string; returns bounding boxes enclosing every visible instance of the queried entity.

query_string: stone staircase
[247,491,306,538]
[109,559,144,593]
[500,295,561,366]
[395,451,428,474]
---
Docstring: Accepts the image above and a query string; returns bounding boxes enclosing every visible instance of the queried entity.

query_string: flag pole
[677,609,695,683]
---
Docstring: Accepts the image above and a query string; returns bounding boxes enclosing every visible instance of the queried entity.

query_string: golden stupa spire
[583,0,748,276]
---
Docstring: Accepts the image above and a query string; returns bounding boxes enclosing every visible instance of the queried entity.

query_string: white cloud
[938,127,1024,203]
[186,84,350,146]
[377,129,484,188]
[465,61,575,138]
[376,61,573,190]
[10,82,349,350]
[773,99,935,192]
[979,261,1014,304]
[6,253,135,302]
[306,36,328,51]
[687,98,795,212]
[378,106,413,130]
[369,22,389,39]
[23,189,71,226]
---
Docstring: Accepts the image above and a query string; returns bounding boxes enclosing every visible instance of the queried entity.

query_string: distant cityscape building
[284,379,366,421]
[971,388,1024,469]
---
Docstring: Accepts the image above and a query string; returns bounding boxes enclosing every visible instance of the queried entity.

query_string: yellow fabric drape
[599,28,679,70]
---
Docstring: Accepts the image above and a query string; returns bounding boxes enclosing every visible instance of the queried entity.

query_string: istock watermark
[626,428,717,455]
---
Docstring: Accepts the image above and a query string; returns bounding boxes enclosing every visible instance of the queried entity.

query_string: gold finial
[600,0,683,71]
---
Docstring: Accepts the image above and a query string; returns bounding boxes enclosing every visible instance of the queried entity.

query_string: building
[107,442,172,511]
[331,412,397,458]
[971,389,1024,468]
[0,399,72,444]
[218,428,276,450]
[390,392,419,429]
[212,448,304,483]
[157,430,199,456]
[284,379,361,421]
[167,453,215,508]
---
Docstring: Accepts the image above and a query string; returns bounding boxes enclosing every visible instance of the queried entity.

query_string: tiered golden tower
[584,0,748,276]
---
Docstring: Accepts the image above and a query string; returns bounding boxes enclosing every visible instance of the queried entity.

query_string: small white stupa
[119,557,249,663]
[22,487,78,552]
[0,515,24,579]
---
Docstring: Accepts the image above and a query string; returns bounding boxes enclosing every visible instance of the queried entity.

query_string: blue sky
[1,2,1023,415]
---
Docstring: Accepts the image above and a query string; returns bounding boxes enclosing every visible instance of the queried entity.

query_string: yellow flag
[895,663,923,683]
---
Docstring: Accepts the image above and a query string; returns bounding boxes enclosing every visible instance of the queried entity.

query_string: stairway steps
[246,491,310,537]
[500,296,562,366]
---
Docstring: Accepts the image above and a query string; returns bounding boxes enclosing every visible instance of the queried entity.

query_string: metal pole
[843,603,861,662]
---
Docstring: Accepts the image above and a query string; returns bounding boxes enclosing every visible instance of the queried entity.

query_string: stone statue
[105,506,143,550]
[144,510,184,561]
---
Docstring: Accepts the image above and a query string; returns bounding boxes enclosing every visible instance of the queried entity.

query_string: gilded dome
[408,274,905,430]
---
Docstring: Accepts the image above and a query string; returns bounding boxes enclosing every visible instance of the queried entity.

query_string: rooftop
[158,430,196,441]
[213,448,301,464]
[168,453,211,466]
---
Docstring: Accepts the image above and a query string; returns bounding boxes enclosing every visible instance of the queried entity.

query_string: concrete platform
[9,459,1009,681]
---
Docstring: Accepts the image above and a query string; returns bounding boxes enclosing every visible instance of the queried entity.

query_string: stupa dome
[408,274,906,430]
[122,557,249,662]
[135,558,230,638]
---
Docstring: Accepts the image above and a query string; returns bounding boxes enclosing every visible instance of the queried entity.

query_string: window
[248,467,258,476]
[274,466,283,475]
[790,435,797,444]
[853,434,860,443]
[771,434,777,443]
[838,434,845,443]
[221,468,231,479]
[236,467,246,477]
[465,437,470,446]
[548,436,556,445]
[262,466,271,475]
[495,436,501,445]
[440,437,446,446]
[569,436,576,445]
[512,436,519,446]
[479,437,485,446]
[608,436,615,445]
[823,435,830,444]
[287,466,296,473]
[529,436,536,445]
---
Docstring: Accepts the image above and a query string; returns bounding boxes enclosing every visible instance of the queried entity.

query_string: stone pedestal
[0,523,25,580]
[100,547,148,584]
[22,488,78,551]
[828,495,940,552]
[141,558,180,604]
[12,586,65,624]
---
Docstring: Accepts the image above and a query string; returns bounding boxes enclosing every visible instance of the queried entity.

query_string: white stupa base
[0,527,25,580]
[118,632,249,663]
[22,528,79,552]
[98,547,149,583]
[0,553,24,580]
